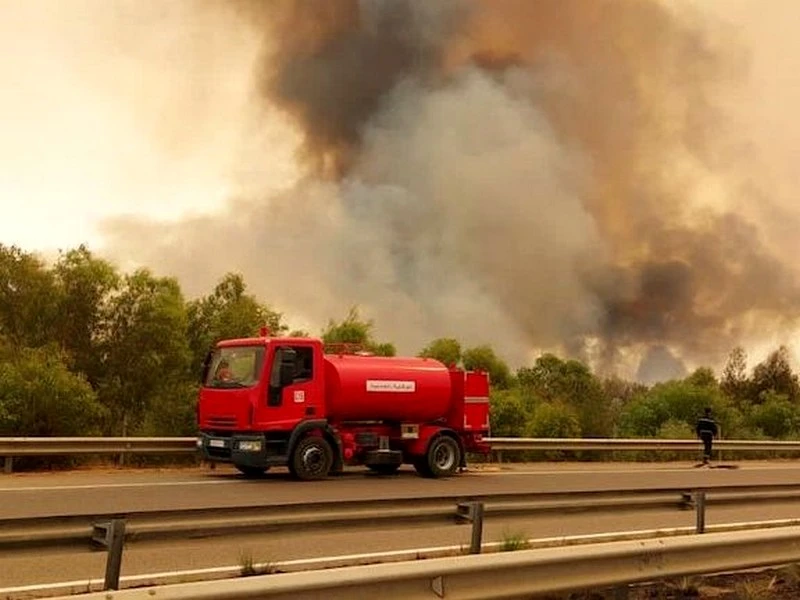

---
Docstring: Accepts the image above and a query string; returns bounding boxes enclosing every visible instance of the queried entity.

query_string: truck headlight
[238,440,262,452]
[196,438,203,448]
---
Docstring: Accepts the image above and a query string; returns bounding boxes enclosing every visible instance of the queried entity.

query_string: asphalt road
[3,460,800,591]
[3,460,800,518]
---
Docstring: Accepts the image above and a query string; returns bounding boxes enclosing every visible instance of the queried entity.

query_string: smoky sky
[100,0,800,379]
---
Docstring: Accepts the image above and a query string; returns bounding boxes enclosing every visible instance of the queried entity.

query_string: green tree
[52,245,120,386]
[618,379,735,438]
[750,390,800,438]
[527,401,581,438]
[657,418,694,439]
[601,376,647,434]
[488,389,528,436]
[321,306,396,356]
[518,353,563,399]
[685,367,717,389]
[0,245,60,347]
[721,346,750,406]
[655,418,696,460]
[98,269,191,435]
[418,337,462,366]
[602,376,648,405]
[187,273,286,375]
[370,342,397,357]
[462,345,511,389]
[0,345,105,436]
[140,379,199,437]
[518,354,612,436]
[751,346,800,404]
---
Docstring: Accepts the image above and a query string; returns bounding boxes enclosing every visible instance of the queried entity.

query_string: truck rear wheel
[417,435,461,478]
[290,436,333,481]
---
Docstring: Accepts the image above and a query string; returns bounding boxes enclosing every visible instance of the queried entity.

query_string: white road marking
[469,465,799,476]
[1,463,797,491]
[0,479,236,493]
[469,468,700,476]
[0,470,655,491]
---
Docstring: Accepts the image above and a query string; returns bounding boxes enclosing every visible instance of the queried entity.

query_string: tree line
[1,243,799,448]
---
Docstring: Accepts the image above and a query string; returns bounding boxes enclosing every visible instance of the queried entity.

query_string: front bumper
[198,433,281,468]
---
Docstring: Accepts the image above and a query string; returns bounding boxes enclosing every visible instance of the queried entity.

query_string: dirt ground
[542,565,800,599]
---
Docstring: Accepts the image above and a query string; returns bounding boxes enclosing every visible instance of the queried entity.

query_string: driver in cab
[215,359,234,382]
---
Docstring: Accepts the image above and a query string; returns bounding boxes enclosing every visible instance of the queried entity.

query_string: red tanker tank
[322,354,453,422]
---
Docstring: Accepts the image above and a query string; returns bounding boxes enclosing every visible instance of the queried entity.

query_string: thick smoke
[102,0,800,379]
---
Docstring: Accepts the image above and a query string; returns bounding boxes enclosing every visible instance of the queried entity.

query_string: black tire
[414,456,433,477]
[330,450,345,475]
[235,465,268,478]
[420,435,461,478]
[412,457,432,478]
[367,464,401,476]
[291,436,333,481]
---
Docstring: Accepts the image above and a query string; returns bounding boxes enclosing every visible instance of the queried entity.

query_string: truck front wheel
[417,435,461,478]
[290,436,333,481]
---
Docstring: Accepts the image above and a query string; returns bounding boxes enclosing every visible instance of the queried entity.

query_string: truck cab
[197,334,331,477]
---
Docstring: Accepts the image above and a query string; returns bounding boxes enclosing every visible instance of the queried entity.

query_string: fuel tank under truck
[322,354,453,423]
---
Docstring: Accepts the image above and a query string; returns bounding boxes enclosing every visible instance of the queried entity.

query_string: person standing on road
[695,407,718,465]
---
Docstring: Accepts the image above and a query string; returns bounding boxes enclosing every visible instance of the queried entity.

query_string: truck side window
[267,346,295,406]
[293,347,314,382]
[267,346,312,406]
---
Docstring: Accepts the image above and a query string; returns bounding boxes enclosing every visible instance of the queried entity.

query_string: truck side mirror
[200,351,212,384]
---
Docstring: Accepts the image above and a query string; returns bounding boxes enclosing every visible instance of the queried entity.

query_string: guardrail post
[695,491,706,534]
[92,519,126,590]
[2,456,11,474]
[469,502,484,554]
[456,501,485,553]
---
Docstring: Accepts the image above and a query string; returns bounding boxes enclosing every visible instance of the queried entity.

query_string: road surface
[2,460,800,591]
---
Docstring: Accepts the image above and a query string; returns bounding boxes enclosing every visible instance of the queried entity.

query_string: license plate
[209,439,226,448]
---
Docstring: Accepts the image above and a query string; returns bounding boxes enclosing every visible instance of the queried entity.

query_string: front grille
[206,446,232,459]
[207,415,237,429]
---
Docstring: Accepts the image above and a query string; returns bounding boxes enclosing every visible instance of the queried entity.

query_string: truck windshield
[204,346,265,389]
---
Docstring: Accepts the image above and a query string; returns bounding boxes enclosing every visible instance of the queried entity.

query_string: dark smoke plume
[233,0,465,179]
[102,0,800,380]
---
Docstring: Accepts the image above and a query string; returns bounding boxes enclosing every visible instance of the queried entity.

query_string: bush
[527,401,581,438]
[489,389,529,437]
[0,346,105,437]
[0,346,106,470]
[750,391,800,439]
[526,401,581,461]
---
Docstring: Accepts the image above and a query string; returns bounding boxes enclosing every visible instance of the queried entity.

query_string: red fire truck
[196,329,491,480]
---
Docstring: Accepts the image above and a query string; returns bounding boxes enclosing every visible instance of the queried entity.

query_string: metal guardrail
[0,437,197,473]
[42,525,800,600]
[489,437,800,452]
[3,435,800,473]
[4,483,800,595]
[0,437,196,456]
[5,483,800,551]
[8,517,800,599]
